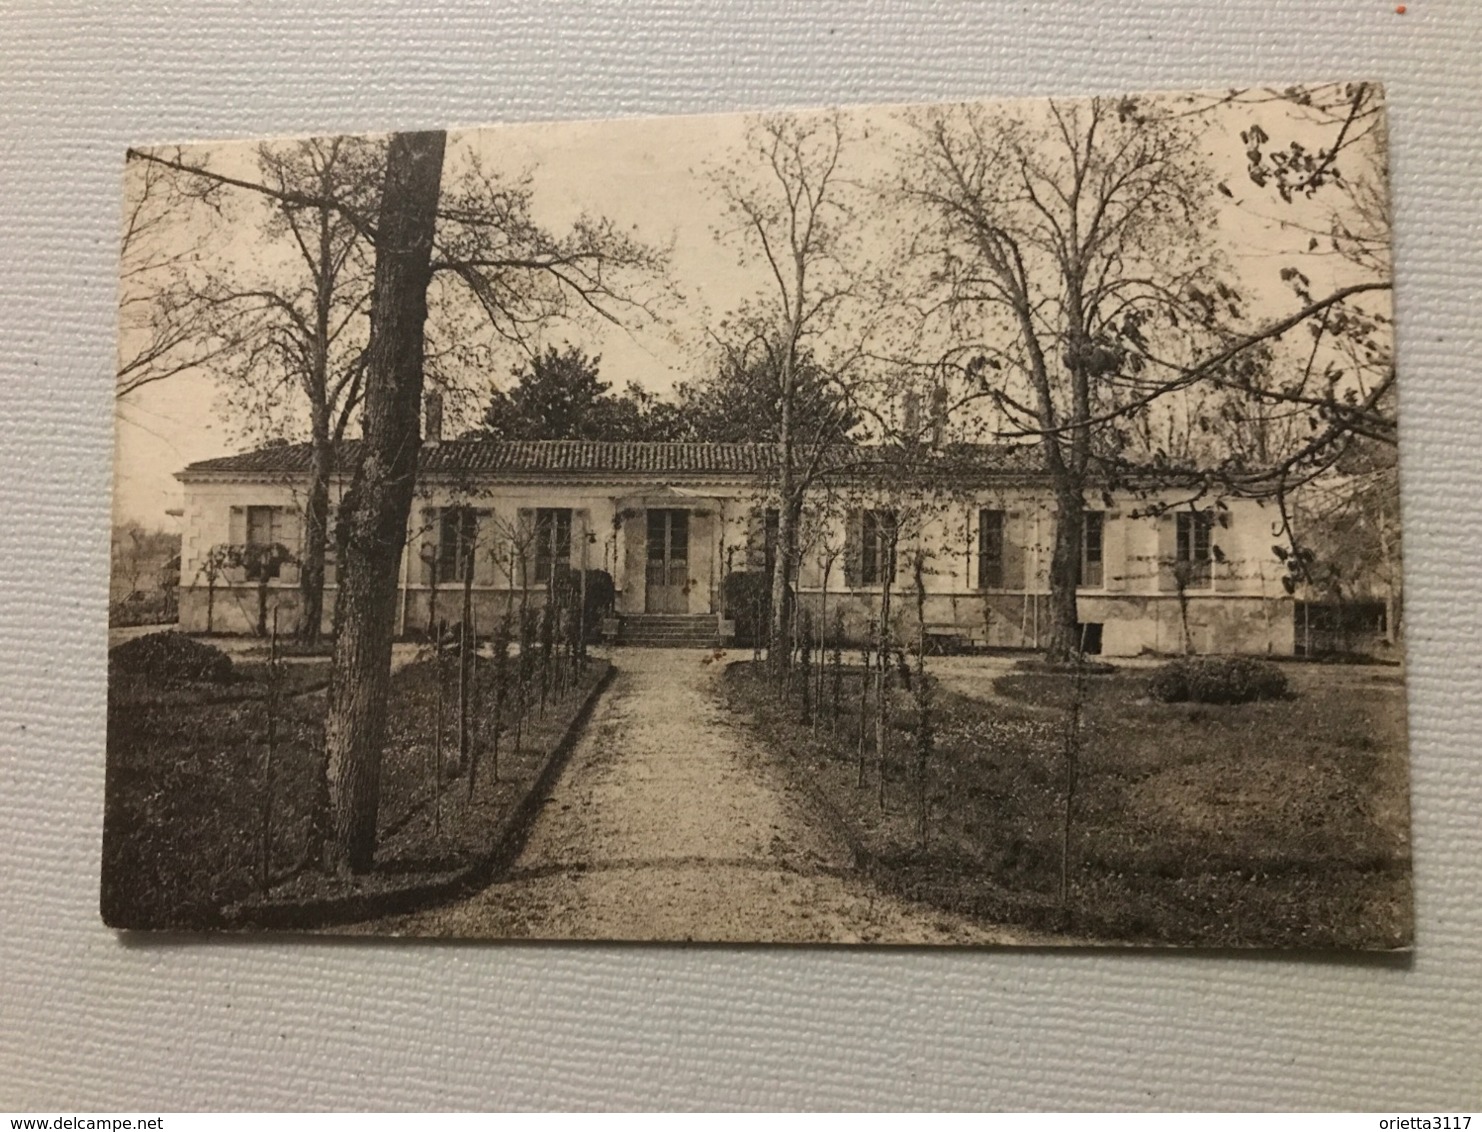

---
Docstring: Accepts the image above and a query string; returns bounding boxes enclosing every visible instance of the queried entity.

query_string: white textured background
[2,0,1479,1111]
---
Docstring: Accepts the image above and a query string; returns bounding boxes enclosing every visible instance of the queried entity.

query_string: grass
[719,659,1411,949]
[102,647,609,930]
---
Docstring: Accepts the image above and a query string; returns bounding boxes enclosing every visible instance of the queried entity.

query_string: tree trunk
[322,130,445,876]
[1044,487,1085,662]
[816,559,830,719]
[299,405,332,643]
[298,195,338,644]
[768,491,798,676]
[875,560,894,810]
[459,558,474,772]
[767,333,801,676]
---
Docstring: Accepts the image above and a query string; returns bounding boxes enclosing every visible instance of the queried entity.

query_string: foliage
[471,344,685,441]
[721,571,771,646]
[674,346,859,445]
[572,567,616,638]
[109,631,234,685]
[1147,656,1290,705]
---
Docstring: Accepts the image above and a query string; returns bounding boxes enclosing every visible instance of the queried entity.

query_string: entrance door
[645,508,689,613]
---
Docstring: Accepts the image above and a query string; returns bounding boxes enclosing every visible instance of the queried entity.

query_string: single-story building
[174,419,1295,656]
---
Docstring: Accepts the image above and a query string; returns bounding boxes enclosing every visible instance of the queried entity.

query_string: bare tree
[128,138,672,646]
[906,94,1391,660]
[205,138,383,642]
[117,150,235,399]
[708,112,868,673]
[322,130,446,875]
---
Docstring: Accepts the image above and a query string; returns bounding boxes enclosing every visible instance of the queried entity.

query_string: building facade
[174,436,1295,656]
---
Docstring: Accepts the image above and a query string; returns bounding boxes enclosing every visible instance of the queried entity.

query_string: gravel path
[365,648,1027,944]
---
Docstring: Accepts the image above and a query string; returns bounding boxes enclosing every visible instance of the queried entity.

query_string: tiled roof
[179,438,1045,479]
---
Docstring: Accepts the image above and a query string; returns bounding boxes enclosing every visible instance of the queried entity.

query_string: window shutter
[843,509,863,588]
[275,507,301,584]
[474,509,497,585]
[573,509,592,573]
[622,509,646,603]
[885,511,901,582]
[271,506,297,550]
[225,506,247,584]
[796,508,818,588]
[1103,511,1126,592]
[1213,527,1241,593]
[965,506,977,588]
[1001,510,1026,590]
[419,507,436,586]
[1157,513,1178,592]
[516,507,536,589]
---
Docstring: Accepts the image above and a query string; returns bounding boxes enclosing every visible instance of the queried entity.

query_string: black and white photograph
[106,83,1409,949]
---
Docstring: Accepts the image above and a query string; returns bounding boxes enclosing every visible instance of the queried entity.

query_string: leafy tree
[472,344,684,441]
[674,346,858,445]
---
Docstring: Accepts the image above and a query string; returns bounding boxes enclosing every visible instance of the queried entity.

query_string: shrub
[1148,656,1290,704]
[552,565,615,641]
[722,571,771,646]
[109,631,234,685]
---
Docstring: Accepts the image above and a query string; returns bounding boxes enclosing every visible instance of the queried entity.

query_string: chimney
[424,390,443,447]
[902,391,921,442]
[929,384,948,448]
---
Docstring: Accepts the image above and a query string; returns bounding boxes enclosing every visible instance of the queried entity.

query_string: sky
[112,85,1390,527]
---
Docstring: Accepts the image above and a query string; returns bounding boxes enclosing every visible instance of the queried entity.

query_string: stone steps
[615,614,719,648]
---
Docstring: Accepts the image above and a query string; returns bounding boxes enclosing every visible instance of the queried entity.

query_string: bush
[722,571,771,646]
[109,631,234,685]
[1148,656,1290,705]
[550,566,615,642]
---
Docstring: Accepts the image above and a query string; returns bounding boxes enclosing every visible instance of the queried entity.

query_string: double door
[644,508,690,613]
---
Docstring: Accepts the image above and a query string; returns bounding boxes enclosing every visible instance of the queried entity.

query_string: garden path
[365,648,1026,944]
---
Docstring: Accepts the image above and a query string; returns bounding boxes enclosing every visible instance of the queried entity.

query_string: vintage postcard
[107,84,1410,947]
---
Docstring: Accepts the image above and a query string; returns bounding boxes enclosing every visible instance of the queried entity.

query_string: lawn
[102,638,609,930]
[719,658,1411,949]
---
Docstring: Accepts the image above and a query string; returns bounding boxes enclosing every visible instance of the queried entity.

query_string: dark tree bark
[322,130,445,875]
[1045,479,1087,660]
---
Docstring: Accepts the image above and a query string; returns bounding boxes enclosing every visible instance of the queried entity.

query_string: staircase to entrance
[615,613,718,648]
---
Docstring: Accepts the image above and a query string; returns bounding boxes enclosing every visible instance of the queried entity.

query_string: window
[245,505,285,581]
[436,506,478,585]
[1079,511,1104,588]
[1176,511,1213,587]
[977,508,1005,589]
[534,507,573,584]
[860,509,898,586]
